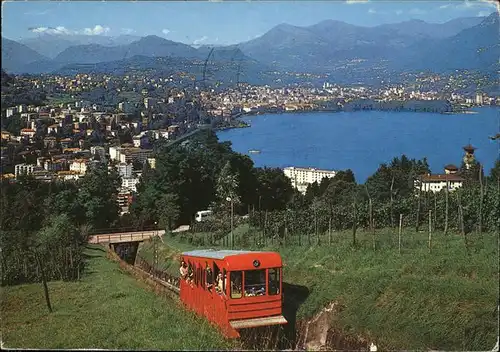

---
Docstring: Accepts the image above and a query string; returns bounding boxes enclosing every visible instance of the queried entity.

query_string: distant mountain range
[18,34,142,58]
[2,13,498,78]
[235,14,498,72]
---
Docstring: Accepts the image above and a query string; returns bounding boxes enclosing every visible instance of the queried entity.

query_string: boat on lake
[248,150,261,154]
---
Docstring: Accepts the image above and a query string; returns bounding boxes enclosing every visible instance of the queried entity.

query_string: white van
[195,210,213,222]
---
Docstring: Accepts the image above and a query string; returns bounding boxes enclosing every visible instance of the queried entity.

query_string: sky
[2,0,498,45]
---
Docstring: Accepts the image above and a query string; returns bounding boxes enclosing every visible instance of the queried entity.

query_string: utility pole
[153,221,158,277]
[231,198,234,249]
[227,197,234,249]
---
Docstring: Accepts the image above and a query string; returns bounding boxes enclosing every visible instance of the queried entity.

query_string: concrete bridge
[88,230,165,244]
[89,230,165,265]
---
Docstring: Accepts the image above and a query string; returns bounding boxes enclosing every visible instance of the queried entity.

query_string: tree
[217,160,240,207]
[132,159,144,171]
[77,163,121,230]
[156,193,181,231]
[488,159,500,185]
[255,167,293,211]
[366,155,430,202]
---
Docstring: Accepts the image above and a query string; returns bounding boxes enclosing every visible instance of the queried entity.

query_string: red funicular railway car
[180,249,287,338]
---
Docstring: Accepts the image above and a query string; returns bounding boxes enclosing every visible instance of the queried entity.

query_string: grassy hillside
[140,225,499,350]
[1,245,235,350]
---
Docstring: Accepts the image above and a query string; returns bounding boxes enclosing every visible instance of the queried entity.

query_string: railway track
[135,256,180,294]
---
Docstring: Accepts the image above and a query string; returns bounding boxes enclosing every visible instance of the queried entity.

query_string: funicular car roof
[182,249,282,269]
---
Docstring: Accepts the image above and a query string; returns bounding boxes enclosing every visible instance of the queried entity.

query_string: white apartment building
[117,162,133,178]
[6,107,18,118]
[118,147,153,164]
[144,97,156,109]
[69,159,88,175]
[109,145,122,161]
[284,166,337,194]
[121,177,140,193]
[15,163,40,178]
[475,93,484,105]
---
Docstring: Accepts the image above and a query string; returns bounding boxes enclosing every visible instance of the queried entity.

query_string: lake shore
[217,107,498,183]
[217,101,492,131]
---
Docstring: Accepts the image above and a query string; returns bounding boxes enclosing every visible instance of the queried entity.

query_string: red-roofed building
[415,167,464,193]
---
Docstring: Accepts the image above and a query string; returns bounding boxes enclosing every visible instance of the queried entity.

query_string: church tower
[462,143,476,170]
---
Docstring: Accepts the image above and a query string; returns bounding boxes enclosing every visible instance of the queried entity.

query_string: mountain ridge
[2,14,497,76]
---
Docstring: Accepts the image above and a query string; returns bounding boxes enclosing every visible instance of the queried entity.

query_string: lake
[217,107,500,183]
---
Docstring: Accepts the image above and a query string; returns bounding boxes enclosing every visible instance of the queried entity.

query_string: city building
[90,146,106,160]
[69,159,89,175]
[117,162,133,178]
[475,93,484,105]
[147,157,156,169]
[121,177,140,192]
[117,190,134,215]
[416,164,464,193]
[284,166,337,194]
[118,147,153,164]
[15,163,40,178]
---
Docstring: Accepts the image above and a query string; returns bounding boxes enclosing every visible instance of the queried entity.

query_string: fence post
[328,217,332,246]
[398,214,403,255]
[284,214,287,247]
[428,210,432,253]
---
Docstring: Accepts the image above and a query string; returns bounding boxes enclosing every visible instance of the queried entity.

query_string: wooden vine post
[398,214,403,255]
[328,217,332,246]
[428,210,432,253]
[444,177,449,235]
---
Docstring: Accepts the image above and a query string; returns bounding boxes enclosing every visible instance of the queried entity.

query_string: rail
[135,256,180,294]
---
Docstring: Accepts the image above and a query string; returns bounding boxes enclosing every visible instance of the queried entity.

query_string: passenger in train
[205,263,214,290]
[179,261,188,280]
[231,275,242,298]
[187,264,194,285]
[216,272,224,294]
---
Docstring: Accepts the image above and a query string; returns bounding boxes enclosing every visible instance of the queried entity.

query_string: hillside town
[1,69,497,216]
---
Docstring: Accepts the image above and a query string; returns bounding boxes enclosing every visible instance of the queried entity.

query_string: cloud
[439,4,451,9]
[455,0,498,10]
[24,10,50,16]
[345,0,369,3]
[368,8,377,14]
[121,28,135,35]
[29,25,110,36]
[29,26,73,35]
[162,29,171,35]
[409,8,426,15]
[83,25,110,35]
[193,36,208,45]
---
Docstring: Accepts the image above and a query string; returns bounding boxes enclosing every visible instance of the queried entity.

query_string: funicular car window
[244,269,266,296]
[230,271,242,298]
[268,268,280,295]
[222,268,227,294]
[194,265,198,286]
[188,262,193,281]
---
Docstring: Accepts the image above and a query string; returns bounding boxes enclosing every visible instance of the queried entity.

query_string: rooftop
[182,249,265,260]
[284,166,336,174]
[420,174,464,182]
